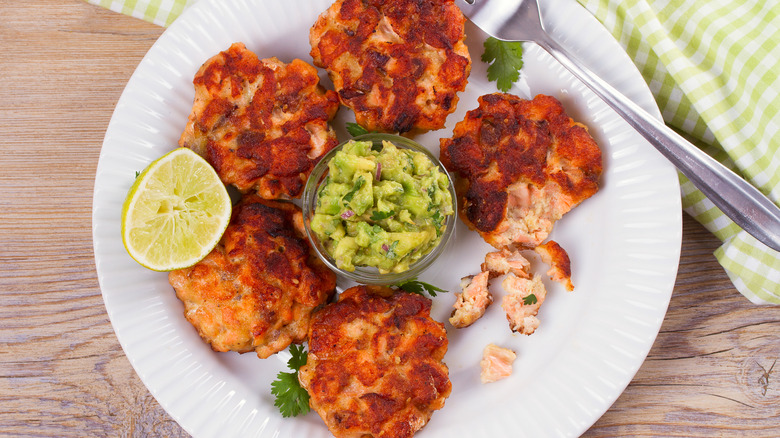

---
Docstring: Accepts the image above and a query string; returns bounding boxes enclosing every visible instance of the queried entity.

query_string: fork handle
[537,35,780,252]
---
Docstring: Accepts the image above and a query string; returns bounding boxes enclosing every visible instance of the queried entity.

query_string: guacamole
[310,138,454,274]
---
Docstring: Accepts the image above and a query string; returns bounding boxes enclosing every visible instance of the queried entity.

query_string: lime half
[121,148,231,271]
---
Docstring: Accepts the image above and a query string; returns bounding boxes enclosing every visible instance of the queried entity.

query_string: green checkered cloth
[575,0,780,304]
[86,0,193,26]
[88,0,780,303]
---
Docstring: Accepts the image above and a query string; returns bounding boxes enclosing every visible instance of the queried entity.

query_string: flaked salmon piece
[481,248,531,279]
[480,344,517,383]
[449,271,492,328]
[501,274,547,335]
[534,240,574,291]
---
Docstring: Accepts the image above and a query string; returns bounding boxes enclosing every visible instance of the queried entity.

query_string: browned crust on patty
[168,195,337,359]
[299,285,451,438]
[180,42,340,198]
[309,0,470,133]
[439,93,603,249]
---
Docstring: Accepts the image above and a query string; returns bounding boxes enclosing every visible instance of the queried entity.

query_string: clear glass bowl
[302,133,457,285]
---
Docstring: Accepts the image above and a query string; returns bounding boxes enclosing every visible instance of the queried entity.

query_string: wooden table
[1,1,778,436]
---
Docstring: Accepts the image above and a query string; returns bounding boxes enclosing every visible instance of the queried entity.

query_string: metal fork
[458,0,780,252]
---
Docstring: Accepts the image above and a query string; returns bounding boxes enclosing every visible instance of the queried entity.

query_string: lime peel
[121,148,231,271]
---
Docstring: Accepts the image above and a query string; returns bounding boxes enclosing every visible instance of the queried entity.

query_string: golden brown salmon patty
[168,195,336,359]
[299,285,451,438]
[440,93,602,249]
[180,42,340,199]
[309,0,471,133]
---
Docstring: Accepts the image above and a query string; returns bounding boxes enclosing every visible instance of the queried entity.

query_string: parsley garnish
[134,170,141,178]
[522,294,538,305]
[396,277,447,298]
[370,210,395,221]
[482,37,524,92]
[346,122,371,137]
[270,344,310,418]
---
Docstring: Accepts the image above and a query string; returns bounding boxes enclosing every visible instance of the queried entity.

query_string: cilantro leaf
[316,176,330,204]
[370,210,395,221]
[342,176,366,203]
[431,211,444,236]
[522,293,538,305]
[482,37,524,92]
[287,344,308,370]
[346,122,370,137]
[270,344,310,417]
[385,240,399,259]
[271,371,310,418]
[396,277,448,298]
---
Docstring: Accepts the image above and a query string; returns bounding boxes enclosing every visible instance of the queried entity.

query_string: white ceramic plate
[92,0,682,436]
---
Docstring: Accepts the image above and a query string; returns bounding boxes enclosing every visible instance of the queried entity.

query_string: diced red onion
[341,210,354,219]
[382,244,389,252]
[375,163,382,180]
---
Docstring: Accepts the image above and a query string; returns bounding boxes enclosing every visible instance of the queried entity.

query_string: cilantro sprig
[482,37,524,92]
[396,277,448,298]
[270,344,310,417]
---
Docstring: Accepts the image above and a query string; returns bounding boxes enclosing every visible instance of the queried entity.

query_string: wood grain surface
[1,1,778,436]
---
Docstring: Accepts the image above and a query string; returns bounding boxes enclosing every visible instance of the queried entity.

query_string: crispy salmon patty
[440,93,603,250]
[180,42,340,199]
[168,196,336,359]
[310,0,471,133]
[299,285,451,438]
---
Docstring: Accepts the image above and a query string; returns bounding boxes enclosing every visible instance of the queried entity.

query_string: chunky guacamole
[310,138,454,274]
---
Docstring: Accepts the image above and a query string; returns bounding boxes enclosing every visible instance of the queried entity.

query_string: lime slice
[121,148,231,271]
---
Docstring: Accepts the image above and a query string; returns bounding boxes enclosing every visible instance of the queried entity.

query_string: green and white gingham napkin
[88,0,780,303]
[86,0,194,26]
[575,0,780,304]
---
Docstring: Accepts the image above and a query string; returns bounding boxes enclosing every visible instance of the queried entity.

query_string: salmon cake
[168,195,337,359]
[180,42,340,199]
[440,93,602,249]
[309,0,471,133]
[299,285,451,438]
